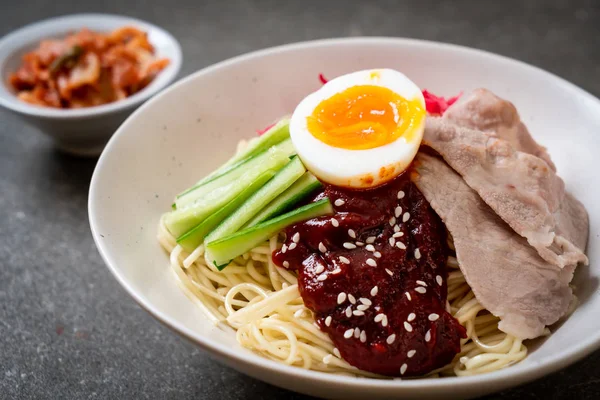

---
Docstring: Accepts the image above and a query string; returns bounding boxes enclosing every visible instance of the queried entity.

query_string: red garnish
[422,90,462,115]
[318,73,328,85]
[257,122,275,136]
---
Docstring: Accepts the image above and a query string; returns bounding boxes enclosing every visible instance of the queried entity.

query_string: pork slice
[444,88,556,171]
[423,118,589,268]
[411,153,573,339]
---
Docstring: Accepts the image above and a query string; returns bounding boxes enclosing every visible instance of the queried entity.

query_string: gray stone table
[1,0,599,398]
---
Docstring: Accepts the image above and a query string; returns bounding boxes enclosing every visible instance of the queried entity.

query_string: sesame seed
[404,321,413,332]
[359,298,372,306]
[318,242,327,253]
[436,275,443,286]
[389,216,397,226]
[416,280,427,287]
[375,306,381,311]
[393,225,401,233]
[385,268,394,276]
[294,309,304,318]
[348,294,356,304]
[281,244,287,253]
[288,242,297,251]
[405,292,412,301]
[370,286,379,296]
[348,229,356,239]
[392,232,403,238]
[355,241,364,246]
[283,261,290,268]
[344,329,353,339]
[334,199,345,207]
[387,334,396,344]
[366,236,376,244]
[354,327,360,338]
[323,354,333,364]
[402,212,410,223]
[366,258,377,267]
[332,268,342,274]
[339,256,350,264]
[395,206,403,218]
[425,330,431,342]
[400,363,408,375]
[365,244,375,252]
[343,242,357,249]
[382,315,388,327]
[396,241,406,250]
[357,304,369,311]
[397,190,405,199]
[353,310,365,316]
[345,306,352,318]
[360,330,367,343]
[292,232,300,243]
[317,274,327,282]
[407,313,416,322]
[337,292,347,304]
[325,316,332,326]
[407,350,416,358]
[333,348,341,358]
[374,314,384,323]
[414,248,421,260]
[331,218,339,227]
[389,237,396,247]
[415,287,427,294]
[315,265,325,274]
[428,313,440,321]
[374,251,382,258]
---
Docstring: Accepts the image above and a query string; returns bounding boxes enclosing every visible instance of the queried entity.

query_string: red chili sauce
[272,172,466,377]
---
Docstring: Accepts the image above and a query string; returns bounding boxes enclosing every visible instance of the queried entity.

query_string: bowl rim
[89,37,600,392]
[0,13,182,119]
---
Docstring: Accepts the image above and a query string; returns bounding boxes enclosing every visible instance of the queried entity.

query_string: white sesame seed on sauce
[353,310,365,316]
[337,292,347,304]
[331,218,339,227]
[386,334,396,344]
[366,236,376,244]
[334,199,346,207]
[400,363,408,375]
[359,297,372,306]
[370,286,379,296]
[344,329,354,339]
[325,316,332,326]
[405,292,412,301]
[323,354,333,364]
[365,244,375,252]
[357,304,369,311]
[407,313,416,322]
[415,286,427,294]
[317,274,328,282]
[385,268,394,276]
[292,232,300,243]
[332,268,342,275]
[395,206,403,218]
[354,327,361,338]
[360,330,367,343]
[333,348,341,358]
[416,280,427,287]
[348,229,356,239]
[366,258,377,267]
[425,330,432,342]
[436,275,443,286]
[343,242,357,249]
[315,264,325,274]
[339,256,351,264]
[393,225,401,233]
[396,241,406,250]
[407,350,416,358]
[428,313,440,321]
[288,242,297,251]
[388,237,396,247]
[374,313,384,323]
[283,261,290,268]
[382,315,389,327]
[348,294,357,304]
[318,242,327,253]
[345,306,353,318]
[294,309,304,318]
[374,251,382,258]
[404,321,413,332]
[414,248,422,260]
[402,212,410,223]
[355,241,364,246]
[389,216,397,226]
[281,244,288,253]
[397,190,405,199]
[375,306,381,311]
[392,232,403,238]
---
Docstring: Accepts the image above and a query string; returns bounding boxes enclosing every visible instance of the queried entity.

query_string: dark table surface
[1,1,599,399]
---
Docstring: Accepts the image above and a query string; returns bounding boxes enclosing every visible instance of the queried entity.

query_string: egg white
[290,69,425,189]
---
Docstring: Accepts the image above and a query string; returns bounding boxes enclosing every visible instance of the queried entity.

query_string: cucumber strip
[164,152,290,237]
[175,139,295,209]
[206,198,334,269]
[176,170,275,251]
[204,156,306,244]
[185,118,290,190]
[243,172,322,228]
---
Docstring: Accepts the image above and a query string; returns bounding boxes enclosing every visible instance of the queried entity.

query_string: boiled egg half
[290,69,426,188]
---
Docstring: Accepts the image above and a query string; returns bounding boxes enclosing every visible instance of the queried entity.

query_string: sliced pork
[444,88,556,171]
[411,153,573,339]
[423,117,588,269]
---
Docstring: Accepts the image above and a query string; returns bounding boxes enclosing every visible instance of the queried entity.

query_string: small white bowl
[0,13,182,156]
[89,38,600,399]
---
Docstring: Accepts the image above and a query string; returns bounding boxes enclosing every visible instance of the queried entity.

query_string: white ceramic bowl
[0,13,182,156]
[88,38,600,399]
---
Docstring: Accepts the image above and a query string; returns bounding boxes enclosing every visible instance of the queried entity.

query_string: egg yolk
[307,85,425,150]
